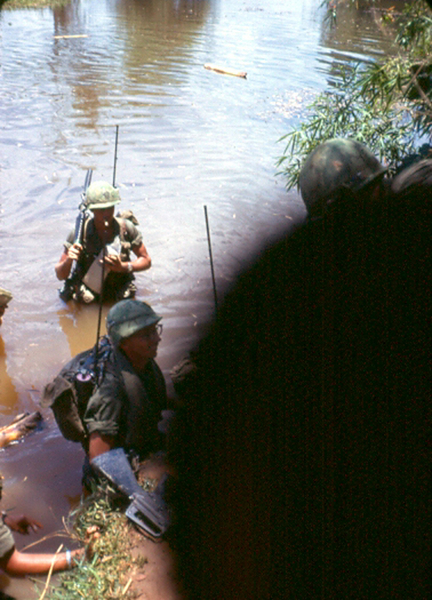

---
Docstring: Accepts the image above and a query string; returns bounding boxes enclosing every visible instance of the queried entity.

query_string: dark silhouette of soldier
[170,141,431,599]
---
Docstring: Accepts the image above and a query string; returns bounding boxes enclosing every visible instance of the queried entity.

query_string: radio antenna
[204,205,218,314]
[113,125,119,187]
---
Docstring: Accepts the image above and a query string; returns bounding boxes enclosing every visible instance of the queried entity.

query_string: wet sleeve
[126,222,143,249]
[0,521,15,559]
[83,373,125,438]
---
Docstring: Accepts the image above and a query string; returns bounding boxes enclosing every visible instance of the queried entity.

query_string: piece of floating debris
[53,34,88,39]
[204,63,247,79]
[0,411,43,449]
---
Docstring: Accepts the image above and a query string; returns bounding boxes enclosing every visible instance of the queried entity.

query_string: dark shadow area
[170,164,431,599]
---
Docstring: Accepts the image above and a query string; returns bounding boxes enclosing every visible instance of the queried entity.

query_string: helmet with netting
[299,139,387,216]
[85,181,121,210]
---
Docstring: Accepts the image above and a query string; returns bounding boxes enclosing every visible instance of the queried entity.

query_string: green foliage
[38,491,142,600]
[396,1,432,50]
[1,0,70,9]
[279,0,432,190]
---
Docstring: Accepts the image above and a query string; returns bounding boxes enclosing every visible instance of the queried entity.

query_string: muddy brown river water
[0,0,404,596]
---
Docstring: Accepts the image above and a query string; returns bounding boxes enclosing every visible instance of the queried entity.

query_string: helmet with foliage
[85,181,121,210]
[106,299,162,347]
[299,138,387,216]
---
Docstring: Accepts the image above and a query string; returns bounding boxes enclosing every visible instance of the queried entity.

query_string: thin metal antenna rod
[95,124,119,361]
[93,245,106,375]
[113,125,119,187]
[204,205,218,313]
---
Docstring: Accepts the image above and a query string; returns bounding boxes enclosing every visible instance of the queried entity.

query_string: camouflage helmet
[85,181,121,210]
[299,138,387,216]
[106,299,162,347]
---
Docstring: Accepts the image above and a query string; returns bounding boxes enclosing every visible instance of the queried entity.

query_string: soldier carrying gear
[299,138,387,218]
[55,180,151,303]
[82,299,168,489]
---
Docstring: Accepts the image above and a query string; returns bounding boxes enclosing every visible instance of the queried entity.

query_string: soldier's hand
[5,514,42,535]
[103,254,124,273]
[67,243,82,262]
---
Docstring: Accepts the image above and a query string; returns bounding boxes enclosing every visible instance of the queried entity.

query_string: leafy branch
[278,0,432,190]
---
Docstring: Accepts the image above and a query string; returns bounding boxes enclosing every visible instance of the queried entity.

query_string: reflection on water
[0,336,18,416]
[57,302,111,358]
[49,0,213,133]
[318,0,407,87]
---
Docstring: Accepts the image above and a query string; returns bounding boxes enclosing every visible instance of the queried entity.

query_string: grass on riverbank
[35,490,145,600]
[1,0,70,10]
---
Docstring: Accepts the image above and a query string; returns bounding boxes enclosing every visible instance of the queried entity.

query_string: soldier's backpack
[41,336,113,444]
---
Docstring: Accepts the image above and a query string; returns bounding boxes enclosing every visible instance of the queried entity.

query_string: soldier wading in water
[55,181,151,303]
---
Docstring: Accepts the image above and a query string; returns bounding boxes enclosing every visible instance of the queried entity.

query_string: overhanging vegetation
[278,0,432,189]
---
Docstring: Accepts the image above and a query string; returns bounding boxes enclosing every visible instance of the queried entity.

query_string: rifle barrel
[84,168,93,191]
[58,168,93,302]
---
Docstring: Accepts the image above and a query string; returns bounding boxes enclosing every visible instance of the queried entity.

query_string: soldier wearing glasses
[83,300,167,483]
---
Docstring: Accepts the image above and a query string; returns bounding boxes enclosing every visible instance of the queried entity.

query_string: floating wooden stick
[53,35,88,39]
[204,63,247,79]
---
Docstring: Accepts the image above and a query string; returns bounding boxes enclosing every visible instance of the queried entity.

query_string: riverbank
[36,455,181,600]
[1,0,68,9]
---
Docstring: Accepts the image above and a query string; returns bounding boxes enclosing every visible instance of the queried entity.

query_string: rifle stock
[59,168,93,302]
[91,447,170,540]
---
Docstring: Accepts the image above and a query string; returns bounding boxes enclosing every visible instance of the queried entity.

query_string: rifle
[59,168,93,302]
[91,447,170,540]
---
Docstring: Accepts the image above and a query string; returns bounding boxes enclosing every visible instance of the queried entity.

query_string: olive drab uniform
[64,214,142,301]
[0,477,14,560]
[42,336,167,457]
[59,180,145,303]
[84,346,167,458]
[0,521,14,561]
